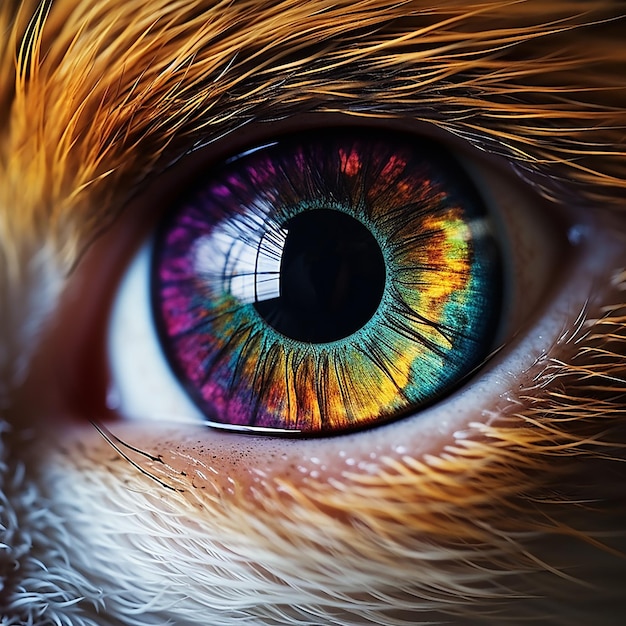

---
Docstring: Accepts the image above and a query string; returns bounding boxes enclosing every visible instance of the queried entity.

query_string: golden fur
[0,0,625,624]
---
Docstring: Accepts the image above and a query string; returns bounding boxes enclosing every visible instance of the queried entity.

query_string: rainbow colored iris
[152,128,501,434]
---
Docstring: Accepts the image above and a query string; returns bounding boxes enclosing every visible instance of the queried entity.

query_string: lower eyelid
[34,204,623,494]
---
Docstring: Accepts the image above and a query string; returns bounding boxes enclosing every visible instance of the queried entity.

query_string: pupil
[254,209,386,343]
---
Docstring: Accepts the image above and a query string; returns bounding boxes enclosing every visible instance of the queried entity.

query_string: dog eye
[104,121,573,436]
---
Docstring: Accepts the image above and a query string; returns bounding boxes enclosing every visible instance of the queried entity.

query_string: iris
[152,128,502,434]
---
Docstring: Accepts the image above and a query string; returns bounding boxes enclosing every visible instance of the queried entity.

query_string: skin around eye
[3,0,625,623]
[105,122,566,436]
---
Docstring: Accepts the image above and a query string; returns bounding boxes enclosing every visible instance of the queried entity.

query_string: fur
[0,0,625,624]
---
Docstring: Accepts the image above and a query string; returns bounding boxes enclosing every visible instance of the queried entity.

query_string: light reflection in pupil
[254,209,386,343]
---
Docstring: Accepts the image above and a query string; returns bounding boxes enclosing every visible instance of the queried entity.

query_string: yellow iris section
[399,208,472,346]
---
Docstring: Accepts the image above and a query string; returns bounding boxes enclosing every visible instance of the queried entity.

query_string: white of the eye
[107,241,205,424]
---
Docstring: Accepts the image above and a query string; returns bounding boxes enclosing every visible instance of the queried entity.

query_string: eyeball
[107,123,571,437]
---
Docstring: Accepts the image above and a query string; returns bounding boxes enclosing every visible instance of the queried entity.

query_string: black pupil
[254,209,386,343]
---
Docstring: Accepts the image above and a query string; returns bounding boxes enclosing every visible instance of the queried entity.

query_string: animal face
[1,1,625,624]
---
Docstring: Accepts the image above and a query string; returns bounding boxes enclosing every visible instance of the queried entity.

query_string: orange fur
[0,1,625,624]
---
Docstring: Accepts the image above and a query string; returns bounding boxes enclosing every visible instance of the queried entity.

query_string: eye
[104,120,566,436]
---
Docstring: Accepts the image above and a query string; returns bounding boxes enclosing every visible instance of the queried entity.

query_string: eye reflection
[109,123,566,435]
